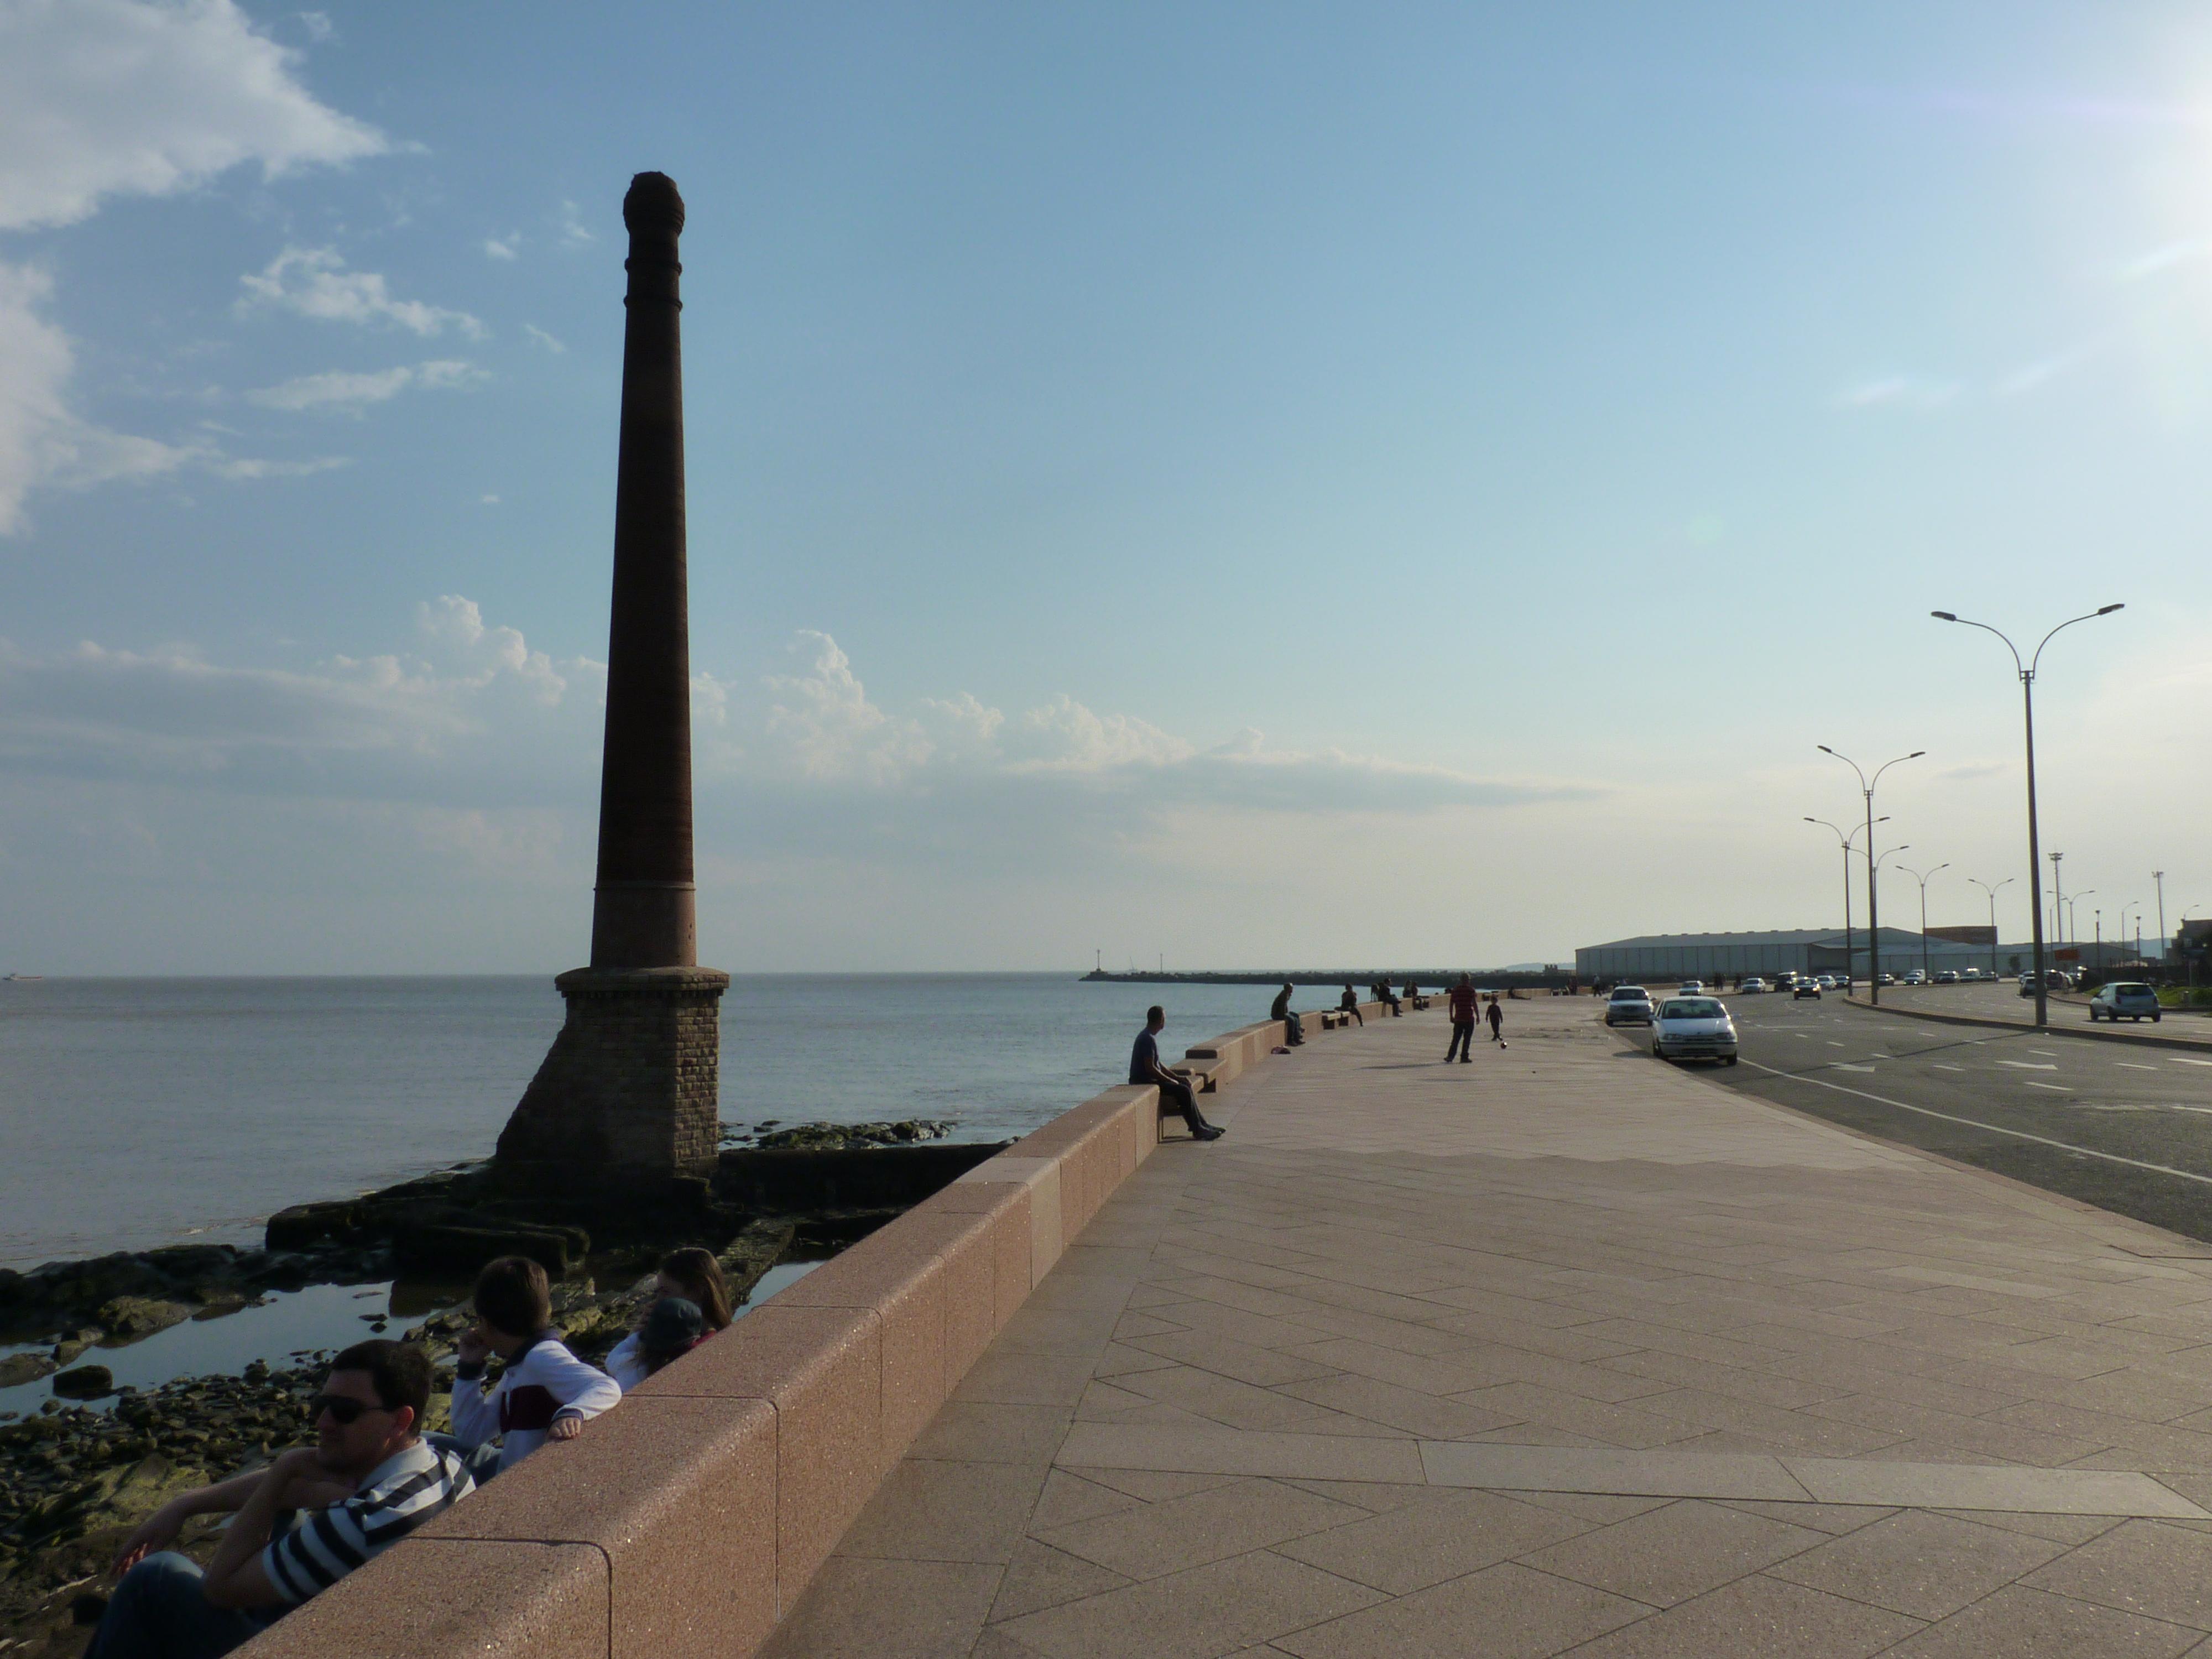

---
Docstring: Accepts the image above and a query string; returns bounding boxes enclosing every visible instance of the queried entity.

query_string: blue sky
[1,1,2207,973]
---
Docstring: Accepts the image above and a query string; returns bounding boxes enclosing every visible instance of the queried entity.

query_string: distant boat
[4,974,44,982]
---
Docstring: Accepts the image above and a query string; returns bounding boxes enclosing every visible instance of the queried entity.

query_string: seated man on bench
[1270,982,1304,1046]
[1131,1006,1223,1141]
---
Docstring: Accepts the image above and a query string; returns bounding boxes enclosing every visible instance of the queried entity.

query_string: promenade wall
[241,1001,1394,1659]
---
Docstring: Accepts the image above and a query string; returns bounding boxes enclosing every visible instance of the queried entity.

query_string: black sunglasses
[309,1394,390,1426]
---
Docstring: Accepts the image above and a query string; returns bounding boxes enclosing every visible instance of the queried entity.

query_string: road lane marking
[1835,1064,1876,1073]
[2175,1059,2212,1068]
[2030,1050,2059,1057]
[2118,1062,2159,1072]
[1828,1041,1846,1048]
[1736,1061,2212,1187]
[2024,1081,2073,1093]
[1932,1064,1965,1072]
[1997,1061,2058,1071]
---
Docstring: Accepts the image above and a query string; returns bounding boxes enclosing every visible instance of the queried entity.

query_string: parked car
[2018,971,2068,997]
[1774,972,1800,992]
[1794,980,1823,1000]
[1814,974,1837,991]
[1678,980,1705,994]
[2089,982,2162,1024]
[1652,996,1740,1065]
[1740,977,1768,994]
[1605,985,1656,1027]
[1936,970,1960,985]
[1902,969,1927,986]
[1877,972,1896,987]
[1961,967,1983,982]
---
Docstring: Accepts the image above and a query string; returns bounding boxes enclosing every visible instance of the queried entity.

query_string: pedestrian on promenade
[1131,1006,1223,1140]
[1338,985,1365,1026]
[1446,974,1477,1062]
[1270,983,1304,1046]
[1487,995,1506,1047]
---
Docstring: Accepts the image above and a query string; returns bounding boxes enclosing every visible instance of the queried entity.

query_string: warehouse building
[1575,927,2019,983]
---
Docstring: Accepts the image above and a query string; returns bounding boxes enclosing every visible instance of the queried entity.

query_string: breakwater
[1082,968,1579,988]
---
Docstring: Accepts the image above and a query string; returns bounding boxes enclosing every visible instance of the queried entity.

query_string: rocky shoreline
[0,1120,992,1655]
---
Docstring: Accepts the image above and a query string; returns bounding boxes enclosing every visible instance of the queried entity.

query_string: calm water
[0,975,1284,1270]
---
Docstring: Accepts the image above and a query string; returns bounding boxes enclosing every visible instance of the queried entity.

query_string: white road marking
[1827,1041,1846,1048]
[1997,1061,2058,1071]
[2030,1050,2059,1057]
[1835,1063,1877,1073]
[2024,1081,2073,1093]
[1736,1061,2212,1187]
[1932,1064,1965,1072]
[2175,1058,2212,1068]
[2117,1062,2159,1072]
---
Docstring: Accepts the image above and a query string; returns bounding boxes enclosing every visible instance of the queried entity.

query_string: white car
[1936,970,1960,985]
[1740,977,1768,994]
[1678,980,1705,994]
[2089,982,2162,1024]
[1653,997,1739,1065]
[1902,969,1927,986]
[1605,985,1656,1026]
[1814,974,1837,991]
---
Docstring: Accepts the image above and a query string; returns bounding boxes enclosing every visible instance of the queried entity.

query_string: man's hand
[547,1415,583,1441]
[455,1325,491,1368]
[112,1502,184,1576]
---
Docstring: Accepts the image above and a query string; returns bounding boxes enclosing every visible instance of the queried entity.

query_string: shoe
[1195,1125,1225,1141]
[1460,1058,1472,1064]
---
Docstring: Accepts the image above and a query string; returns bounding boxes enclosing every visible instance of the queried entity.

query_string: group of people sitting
[89,1249,735,1659]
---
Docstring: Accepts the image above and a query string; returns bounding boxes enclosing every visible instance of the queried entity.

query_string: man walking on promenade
[1132,1006,1223,1140]
[1446,975,1478,1062]
[1488,994,1507,1047]
[1270,983,1303,1046]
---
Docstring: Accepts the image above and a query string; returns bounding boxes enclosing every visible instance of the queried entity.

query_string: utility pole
[2156,871,2168,962]
[2049,852,2065,947]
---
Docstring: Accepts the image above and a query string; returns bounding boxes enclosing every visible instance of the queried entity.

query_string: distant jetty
[1081,968,1579,989]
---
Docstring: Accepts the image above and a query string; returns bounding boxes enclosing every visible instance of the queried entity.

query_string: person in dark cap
[637,1298,710,1383]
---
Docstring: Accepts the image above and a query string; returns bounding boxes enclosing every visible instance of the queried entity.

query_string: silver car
[2089,982,2162,1024]
[1653,997,1739,1064]
[1605,985,1656,1026]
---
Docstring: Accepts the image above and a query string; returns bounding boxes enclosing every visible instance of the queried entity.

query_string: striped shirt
[262,1440,472,1606]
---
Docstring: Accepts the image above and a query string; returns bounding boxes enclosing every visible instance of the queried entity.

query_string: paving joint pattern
[764,1000,2212,1657]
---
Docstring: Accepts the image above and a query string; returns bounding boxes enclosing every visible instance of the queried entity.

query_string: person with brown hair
[606,1248,734,1390]
[448,1256,620,1477]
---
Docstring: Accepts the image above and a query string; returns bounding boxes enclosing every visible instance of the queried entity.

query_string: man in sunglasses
[92,1339,471,1658]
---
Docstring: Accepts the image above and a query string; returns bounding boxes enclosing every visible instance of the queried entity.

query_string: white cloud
[1838,375,1961,409]
[246,357,486,413]
[555,200,595,247]
[523,323,566,354]
[296,11,333,45]
[482,235,518,261]
[0,0,384,232]
[239,246,484,337]
[764,631,933,784]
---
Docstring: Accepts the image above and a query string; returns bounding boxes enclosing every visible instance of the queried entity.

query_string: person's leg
[1161,1077,1211,1135]
[1287,1012,1303,1044]
[87,1553,268,1659]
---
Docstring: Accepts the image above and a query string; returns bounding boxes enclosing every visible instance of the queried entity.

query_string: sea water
[0,974,1288,1271]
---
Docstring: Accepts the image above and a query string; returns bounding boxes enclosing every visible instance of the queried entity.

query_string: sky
[1,1,2208,975]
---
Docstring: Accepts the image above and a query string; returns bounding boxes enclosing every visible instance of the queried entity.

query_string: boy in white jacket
[449,1255,621,1477]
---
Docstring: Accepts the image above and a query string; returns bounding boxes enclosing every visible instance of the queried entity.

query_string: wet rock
[51,1366,114,1401]
[99,1296,195,1338]
[752,1119,954,1151]
[52,1329,101,1366]
[0,1352,55,1387]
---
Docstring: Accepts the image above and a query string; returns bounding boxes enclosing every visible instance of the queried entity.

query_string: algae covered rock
[51,1365,114,1400]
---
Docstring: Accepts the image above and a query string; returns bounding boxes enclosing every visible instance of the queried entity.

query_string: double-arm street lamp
[2068,890,2096,955]
[1805,816,1885,984]
[1819,746,1924,1002]
[1896,862,1950,982]
[1968,877,2013,978]
[1931,603,2124,1028]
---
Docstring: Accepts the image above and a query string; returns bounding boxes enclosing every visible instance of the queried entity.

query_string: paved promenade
[767,999,2212,1658]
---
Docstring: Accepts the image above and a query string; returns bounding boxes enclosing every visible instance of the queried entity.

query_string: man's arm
[200,1449,337,1609]
[112,1463,353,1575]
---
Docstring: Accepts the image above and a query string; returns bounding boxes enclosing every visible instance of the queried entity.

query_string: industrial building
[1575,927,2022,983]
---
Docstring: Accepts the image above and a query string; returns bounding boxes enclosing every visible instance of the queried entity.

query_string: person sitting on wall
[1270,982,1304,1046]
[92,1340,471,1659]
[606,1247,734,1390]
[1375,979,1404,1017]
[622,1297,712,1386]
[447,1256,622,1478]
[1338,985,1365,1026]
[1132,1006,1223,1140]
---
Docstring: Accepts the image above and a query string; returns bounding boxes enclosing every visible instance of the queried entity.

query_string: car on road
[1652,997,1739,1065]
[1902,969,1927,986]
[2019,971,2069,996]
[1678,980,1705,994]
[1774,972,1799,992]
[1814,974,1837,992]
[1793,979,1822,1000]
[1936,970,1960,985]
[1878,972,1896,987]
[1604,985,1656,1026]
[1740,977,1768,994]
[2089,982,2162,1024]
[1961,968,1983,982]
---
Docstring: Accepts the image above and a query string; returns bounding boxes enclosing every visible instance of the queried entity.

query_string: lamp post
[1968,877,2013,978]
[1819,747,1924,1003]
[1896,862,1950,982]
[2068,890,2095,958]
[2155,871,2167,964]
[1931,603,2125,1028]
[2049,852,2066,946]
[1805,816,1885,983]
[2120,902,2142,967]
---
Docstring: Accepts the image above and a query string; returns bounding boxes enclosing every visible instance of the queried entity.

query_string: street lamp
[2120,902,2143,966]
[1968,877,2013,978]
[1804,816,1886,983]
[2049,851,2066,945]
[2154,871,2167,964]
[2068,890,2095,957]
[1931,602,2125,1028]
[1896,862,1950,982]
[1819,746,1924,1003]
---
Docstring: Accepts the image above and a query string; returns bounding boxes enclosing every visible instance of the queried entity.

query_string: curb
[1838,995,2212,1056]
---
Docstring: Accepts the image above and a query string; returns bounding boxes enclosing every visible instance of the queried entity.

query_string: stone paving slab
[765,1000,2212,1657]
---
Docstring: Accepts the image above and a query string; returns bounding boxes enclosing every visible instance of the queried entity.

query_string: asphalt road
[1631,990,2212,1245]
